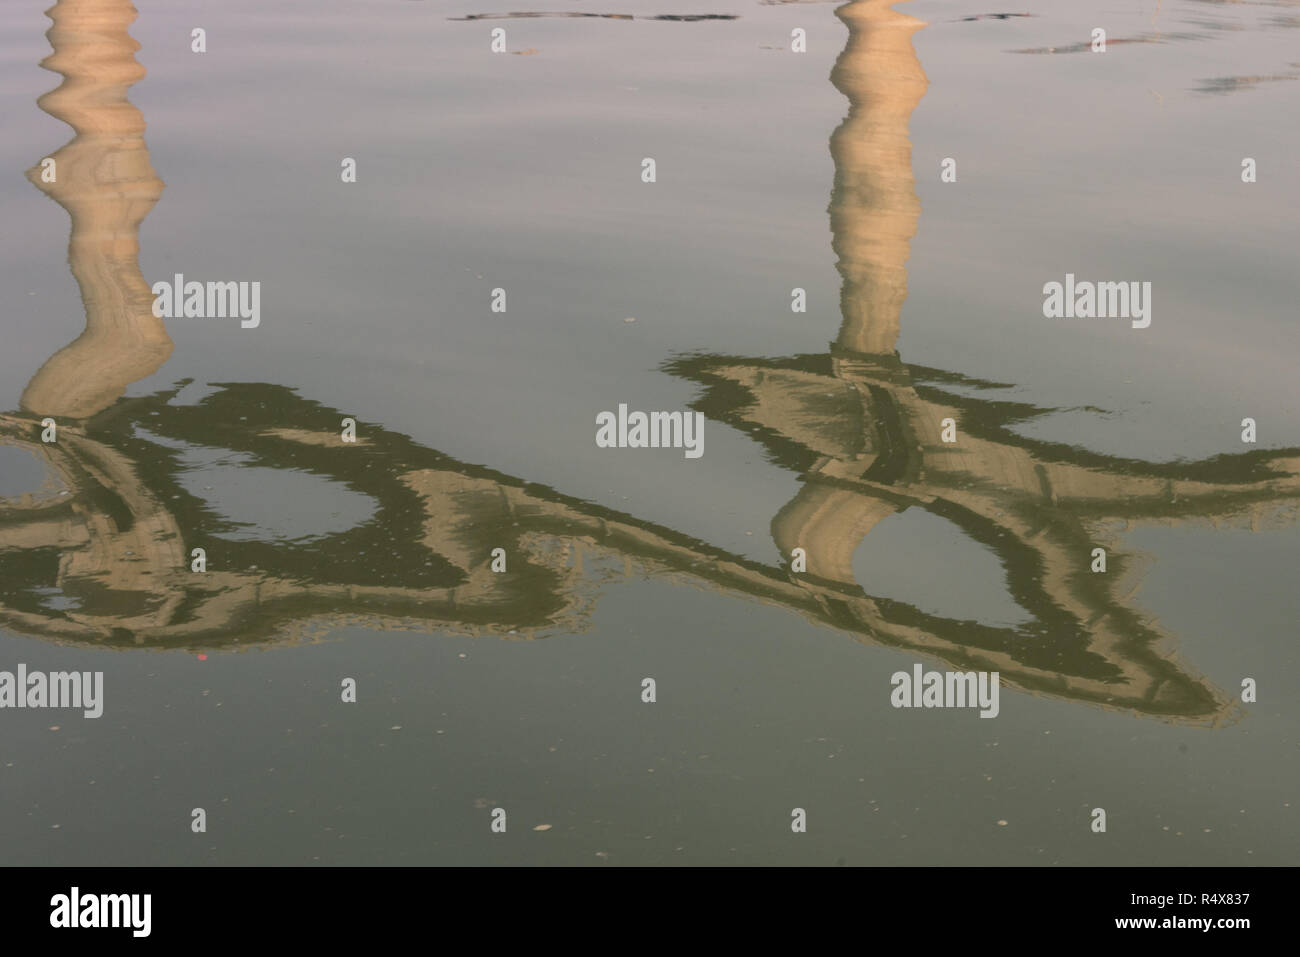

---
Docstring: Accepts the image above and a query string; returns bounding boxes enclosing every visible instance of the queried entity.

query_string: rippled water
[0,0,1296,865]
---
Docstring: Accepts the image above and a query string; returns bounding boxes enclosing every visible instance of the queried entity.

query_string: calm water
[0,0,1297,865]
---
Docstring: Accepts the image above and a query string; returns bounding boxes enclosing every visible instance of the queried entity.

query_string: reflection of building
[667,0,1300,724]
[21,0,172,420]
[2,0,1296,727]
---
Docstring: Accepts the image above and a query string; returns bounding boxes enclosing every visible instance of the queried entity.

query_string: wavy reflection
[21,0,172,421]
[669,0,1300,725]
[2,0,1296,728]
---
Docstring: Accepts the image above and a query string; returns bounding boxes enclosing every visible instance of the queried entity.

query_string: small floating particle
[533,824,552,831]
[623,317,636,323]
[997,820,1008,826]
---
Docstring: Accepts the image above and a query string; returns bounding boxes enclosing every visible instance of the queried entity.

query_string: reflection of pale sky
[907,0,1299,462]
[0,445,51,497]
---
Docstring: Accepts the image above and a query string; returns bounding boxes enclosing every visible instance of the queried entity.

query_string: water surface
[0,0,1296,865]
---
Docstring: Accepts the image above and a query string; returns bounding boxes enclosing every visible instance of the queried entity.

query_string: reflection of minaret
[21,0,172,420]
[774,0,927,584]
[829,0,927,356]
[664,0,1300,723]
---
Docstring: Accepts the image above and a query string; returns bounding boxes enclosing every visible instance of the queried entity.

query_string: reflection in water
[2,0,1297,728]
[669,0,1300,724]
[20,0,172,420]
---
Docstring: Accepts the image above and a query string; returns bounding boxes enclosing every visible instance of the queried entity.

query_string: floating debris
[1193,73,1300,95]
[450,12,738,22]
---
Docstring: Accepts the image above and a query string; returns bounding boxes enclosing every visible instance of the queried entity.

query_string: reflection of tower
[21,0,172,420]
[830,0,927,356]
[775,0,927,587]
[665,0,1300,723]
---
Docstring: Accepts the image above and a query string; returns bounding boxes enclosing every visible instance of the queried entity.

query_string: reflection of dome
[20,0,172,421]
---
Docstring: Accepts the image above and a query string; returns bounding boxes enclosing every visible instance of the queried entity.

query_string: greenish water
[0,0,1296,865]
